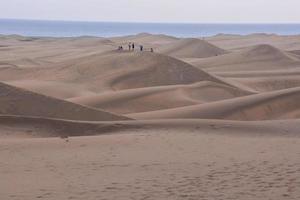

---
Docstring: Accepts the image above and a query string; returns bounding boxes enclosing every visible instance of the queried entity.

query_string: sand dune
[1,46,244,105]
[110,33,179,47]
[207,33,300,51]
[183,44,300,92]
[243,44,299,61]
[215,69,300,78]
[227,76,300,92]
[111,34,228,58]
[69,81,252,114]
[0,50,231,92]
[128,86,300,121]
[106,52,232,90]
[68,50,228,91]
[186,44,300,72]
[0,82,129,121]
[0,36,117,68]
[5,80,96,99]
[157,38,227,58]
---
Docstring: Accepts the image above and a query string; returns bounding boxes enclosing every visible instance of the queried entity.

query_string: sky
[0,0,300,23]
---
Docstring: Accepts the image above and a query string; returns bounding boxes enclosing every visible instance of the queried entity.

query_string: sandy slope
[68,81,252,114]
[185,44,300,72]
[181,44,300,92]
[110,33,179,47]
[207,33,300,51]
[0,82,129,121]
[5,80,97,99]
[226,76,300,92]
[0,50,233,93]
[157,38,228,58]
[128,87,300,121]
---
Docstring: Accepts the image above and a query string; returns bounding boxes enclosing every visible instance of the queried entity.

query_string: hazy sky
[1,0,300,23]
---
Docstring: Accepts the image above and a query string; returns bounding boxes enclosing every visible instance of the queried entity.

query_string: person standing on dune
[128,43,132,51]
[132,43,135,51]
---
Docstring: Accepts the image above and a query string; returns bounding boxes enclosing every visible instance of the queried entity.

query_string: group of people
[118,42,154,52]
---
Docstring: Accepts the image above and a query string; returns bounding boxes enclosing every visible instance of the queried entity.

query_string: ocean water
[1,19,300,38]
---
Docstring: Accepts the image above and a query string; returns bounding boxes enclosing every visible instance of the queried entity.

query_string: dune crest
[242,44,299,61]
[0,82,130,121]
[128,87,300,121]
[69,81,252,114]
[157,38,227,58]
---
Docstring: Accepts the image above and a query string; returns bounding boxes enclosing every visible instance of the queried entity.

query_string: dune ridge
[128,86,300,121]
[69,81,252,114]
[0,82,130,121]
[187,44,300,72]
[157,38,227,58]
[0,50,236,92]
[207,33,300,51]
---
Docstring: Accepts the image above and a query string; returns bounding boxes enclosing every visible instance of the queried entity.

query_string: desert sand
[1,33,300,199]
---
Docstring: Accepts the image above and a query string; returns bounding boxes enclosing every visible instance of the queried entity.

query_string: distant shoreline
[1,33,300,40]
[1,19,300,38]
[3,18,300,24]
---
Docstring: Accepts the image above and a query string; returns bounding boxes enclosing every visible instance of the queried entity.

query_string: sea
[1,19,300,38]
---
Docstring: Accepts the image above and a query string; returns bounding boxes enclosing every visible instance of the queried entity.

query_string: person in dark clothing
[150,48,154,53]
[132,43,135,51]
[140,45,143,51]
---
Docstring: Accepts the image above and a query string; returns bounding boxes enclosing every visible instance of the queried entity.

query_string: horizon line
[1,18,300,25]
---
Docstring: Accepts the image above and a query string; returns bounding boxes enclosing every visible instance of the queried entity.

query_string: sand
[206,33,300,51]
[1,33,300,199]
[2,131,300,200]
[0,82,130,121]
[156,38,228,58]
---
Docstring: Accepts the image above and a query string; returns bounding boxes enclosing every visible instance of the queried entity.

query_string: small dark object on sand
[60,135,69,142]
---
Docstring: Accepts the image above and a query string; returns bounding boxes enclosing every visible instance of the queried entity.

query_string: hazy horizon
[2,18,300,25]
[1,0,300,24]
